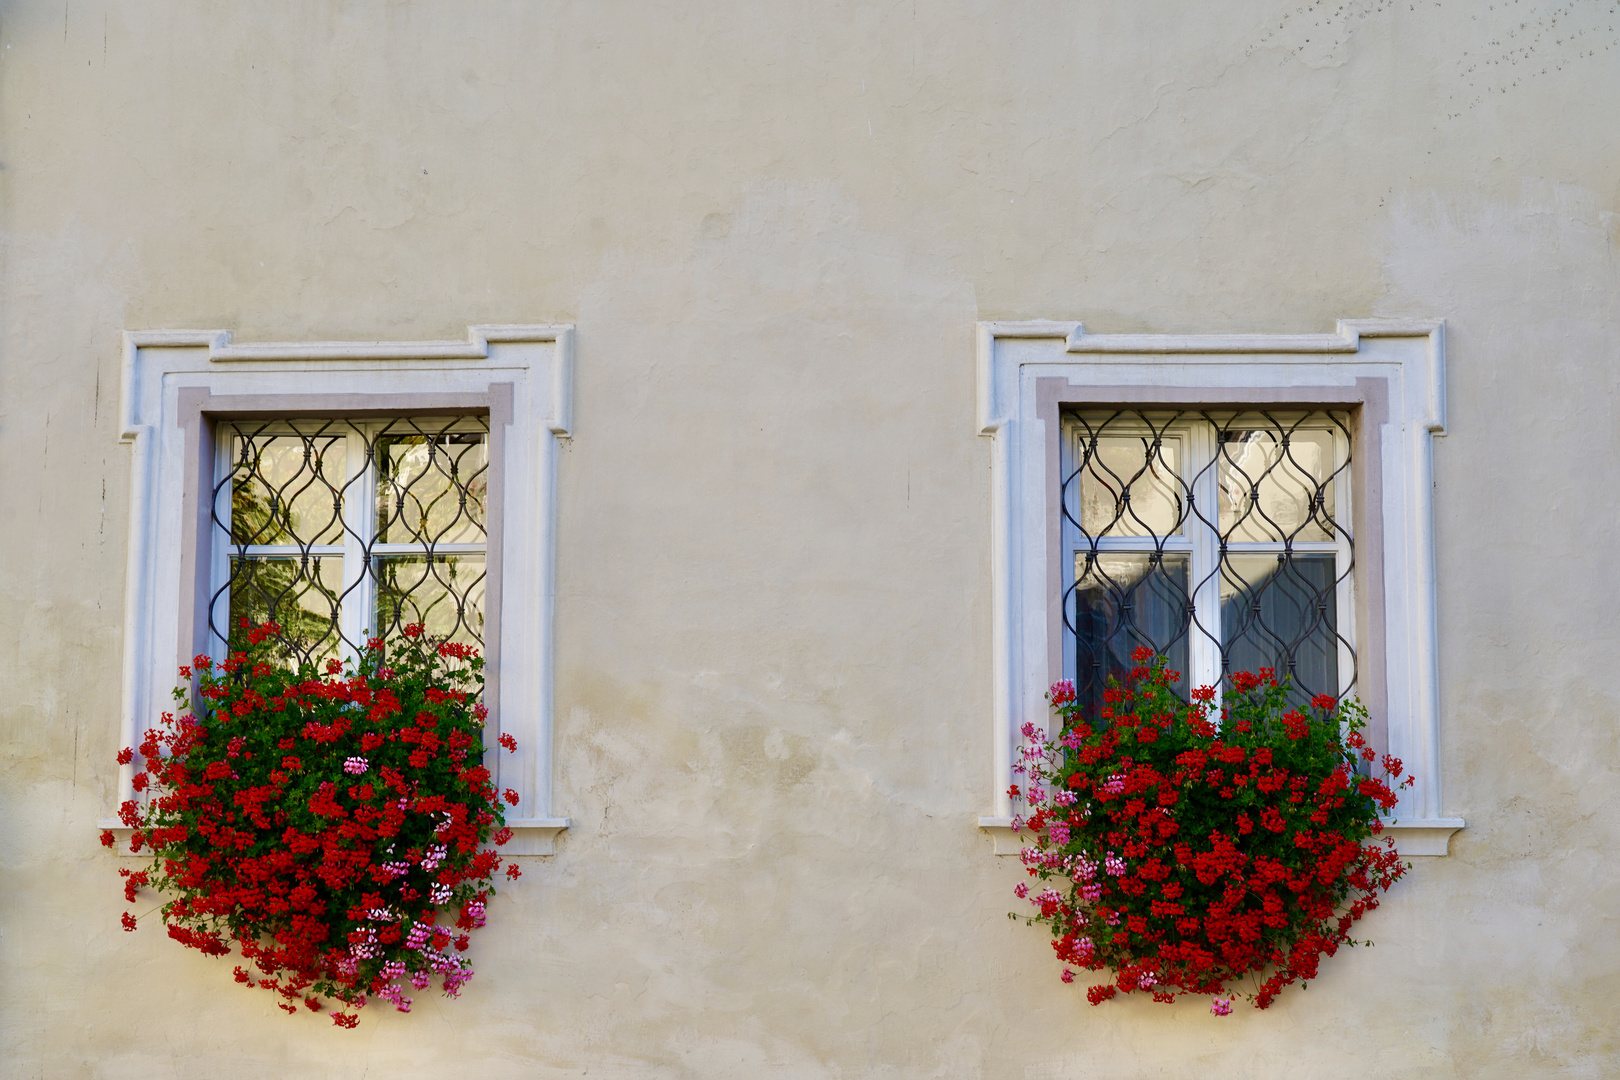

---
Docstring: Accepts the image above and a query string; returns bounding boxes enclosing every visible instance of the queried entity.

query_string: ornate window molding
[976,319,1464,857]
[107,326,574,855]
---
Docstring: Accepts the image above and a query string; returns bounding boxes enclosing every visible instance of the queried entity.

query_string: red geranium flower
[110,624,517,1025]
[1011,655,1410,1012]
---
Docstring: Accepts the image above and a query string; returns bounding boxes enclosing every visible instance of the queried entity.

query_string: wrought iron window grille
[1061,409,1356,720]
[208,415,490,668]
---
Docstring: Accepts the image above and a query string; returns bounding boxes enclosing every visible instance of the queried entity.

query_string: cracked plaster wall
[1,1,1617,1077]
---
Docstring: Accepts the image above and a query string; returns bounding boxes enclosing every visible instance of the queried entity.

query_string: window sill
[98,817,570,859]
[502,817,571,856]
[977,815,1465,858]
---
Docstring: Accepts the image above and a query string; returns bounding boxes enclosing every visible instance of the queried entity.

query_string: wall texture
[3,2,1618,1076]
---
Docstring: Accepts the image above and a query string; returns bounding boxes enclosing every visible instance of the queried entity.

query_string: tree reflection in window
[211,416,490,667]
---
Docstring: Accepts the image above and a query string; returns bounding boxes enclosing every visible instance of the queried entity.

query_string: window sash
[1061,411,1355,705]
[208,417,490,668]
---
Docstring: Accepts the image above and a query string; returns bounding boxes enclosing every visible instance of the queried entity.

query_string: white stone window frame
[106,326,574,855]
[976,319,1465,857]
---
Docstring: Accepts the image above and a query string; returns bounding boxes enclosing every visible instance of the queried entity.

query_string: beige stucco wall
[3,2,1618,1076]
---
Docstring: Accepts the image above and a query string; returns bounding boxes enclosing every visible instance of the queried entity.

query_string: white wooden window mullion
[1087,536,1194,553]
[337,426,374,667]
[369,543,485,555]
[1187,421,1223,694]
[1332,423,1357,699]
[209,427,235,667]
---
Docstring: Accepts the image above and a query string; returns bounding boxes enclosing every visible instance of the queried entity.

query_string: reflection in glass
[226,555,345,666]
[1076,434,1184,538]
[375,555,485,650]
[1218,428,1339,543]
[1071,552,1190,718]
[1220,553,1339,701]
[230,431,348,546]
[375,427,488,545]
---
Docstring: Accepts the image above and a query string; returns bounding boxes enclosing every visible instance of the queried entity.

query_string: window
[975,319,1463,855]
[110,326,573,854]
[1062,409,1354,717]
[211,416,492,666]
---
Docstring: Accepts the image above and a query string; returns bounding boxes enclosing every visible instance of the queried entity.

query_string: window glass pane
[225,555,345,666]
[1220,553,1339,701]
[1070,552,1190,717]
[228,430,348,545]
[1076,434,1183,538]
[374,554,485,650]
[374,422,489,545]
[1217,427,1339,543]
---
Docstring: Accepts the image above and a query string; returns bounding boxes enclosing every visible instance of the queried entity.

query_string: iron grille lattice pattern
[1061,409,1355,719]
[209,416,490,667]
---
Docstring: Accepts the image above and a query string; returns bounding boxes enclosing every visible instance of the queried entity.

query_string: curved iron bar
[1065,408,1357,715]
[211,416,490,666]
[373,418,489,548]
[1271,553,1339,700]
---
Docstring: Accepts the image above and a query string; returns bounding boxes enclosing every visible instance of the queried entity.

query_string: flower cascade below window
[107,620,521,1027]
[1008,648,1410,1013]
